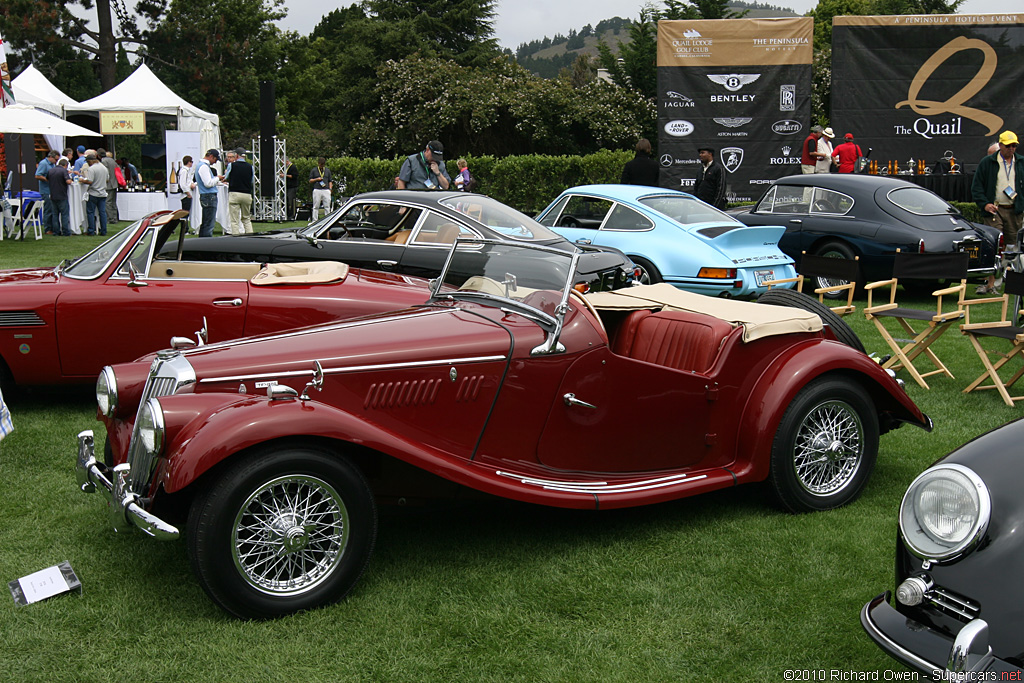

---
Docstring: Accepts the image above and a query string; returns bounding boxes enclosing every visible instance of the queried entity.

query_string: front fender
[733,339,929,484]
[156,393,478,494]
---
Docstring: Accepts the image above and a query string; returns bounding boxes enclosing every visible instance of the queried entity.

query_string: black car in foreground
[730,174,999,285]
[165,191,637,291]
[862,418,1024,676]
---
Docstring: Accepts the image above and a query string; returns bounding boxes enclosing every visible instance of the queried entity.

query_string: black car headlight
[96,366,118,418]
[137,398,165,458]
[899,464,991,563]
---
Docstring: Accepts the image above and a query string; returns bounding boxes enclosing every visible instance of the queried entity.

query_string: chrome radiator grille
[127,351,196,496]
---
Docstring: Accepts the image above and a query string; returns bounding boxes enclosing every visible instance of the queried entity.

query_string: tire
[631,256,662,285]
[758,288,866,354]
[187,446,377,619]
[814,241,859,299]
[769,377,879,513]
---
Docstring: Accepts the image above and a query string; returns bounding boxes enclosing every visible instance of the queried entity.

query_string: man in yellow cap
[972,130,1024,293]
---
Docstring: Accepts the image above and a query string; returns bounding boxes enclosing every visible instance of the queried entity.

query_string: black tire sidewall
[814,241,860,299]
[769,377,879,513]
[758,288,866,354]
[631,256,662,285]
[187,446,377,619]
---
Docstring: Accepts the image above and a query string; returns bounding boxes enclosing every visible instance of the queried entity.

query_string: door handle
[377,260,398,270]
[213,298,243,307]
[575,238,592,245]
[789,219,802,224]
[563,393,597,409]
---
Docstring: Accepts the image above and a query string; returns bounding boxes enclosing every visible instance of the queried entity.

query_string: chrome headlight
[96,366,118,418]
[899,464,991,562]
[137,398,165,458]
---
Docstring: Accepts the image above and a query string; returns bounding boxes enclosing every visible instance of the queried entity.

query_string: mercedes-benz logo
[660,154,674,167]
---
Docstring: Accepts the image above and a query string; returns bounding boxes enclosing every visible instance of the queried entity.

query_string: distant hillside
[515,2,801,79]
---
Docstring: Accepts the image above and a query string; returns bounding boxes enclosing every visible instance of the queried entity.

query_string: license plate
[754,269,774,286]
[960,245,979,259]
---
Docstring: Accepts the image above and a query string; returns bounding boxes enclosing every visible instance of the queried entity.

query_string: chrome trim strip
[860,599,941,674]
[495,470,708,494]
[200,355,508,384]
[183,308,450,355]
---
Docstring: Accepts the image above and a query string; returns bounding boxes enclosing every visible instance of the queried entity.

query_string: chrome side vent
[0,311,46,327]
[364,379,442,409]
[455,375,486,402]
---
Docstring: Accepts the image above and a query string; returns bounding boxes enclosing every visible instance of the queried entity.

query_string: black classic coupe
[729,174,1000,285]
[163,191,637,291]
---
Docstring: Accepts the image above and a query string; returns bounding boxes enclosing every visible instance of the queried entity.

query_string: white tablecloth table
[117,191,169,221]
[68,183,86,235]
[183,186,229,234]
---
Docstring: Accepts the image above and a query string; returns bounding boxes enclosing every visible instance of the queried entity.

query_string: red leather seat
[612,310,732,374]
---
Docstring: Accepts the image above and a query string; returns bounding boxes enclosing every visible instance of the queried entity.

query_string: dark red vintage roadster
[76,239,930,619]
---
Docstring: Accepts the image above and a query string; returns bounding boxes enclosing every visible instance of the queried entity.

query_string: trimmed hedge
[290,150,634,215]
[289,153,985,221]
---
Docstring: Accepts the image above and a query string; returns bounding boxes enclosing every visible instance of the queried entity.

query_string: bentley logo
[721,147,744,173]
[660,154,674,167]
[895,36,1003,136]
[713,117,752,128]
[707,74,761,92]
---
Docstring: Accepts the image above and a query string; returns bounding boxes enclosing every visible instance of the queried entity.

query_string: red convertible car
[76,239,931,619]
[0,211,434,388]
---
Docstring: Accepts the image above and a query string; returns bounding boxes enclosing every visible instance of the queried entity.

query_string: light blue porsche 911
[537,185,796,298]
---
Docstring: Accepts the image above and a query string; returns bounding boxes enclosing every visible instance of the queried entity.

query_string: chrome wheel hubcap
[232,474,349,596]
[793,400,863,496]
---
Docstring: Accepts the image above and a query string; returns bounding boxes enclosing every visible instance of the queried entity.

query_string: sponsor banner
[100,111,147,135]
[658,17,813,66]
[831,14,1024,174]
[657,18,813,200]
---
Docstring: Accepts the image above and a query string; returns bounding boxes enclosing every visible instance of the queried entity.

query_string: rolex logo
[782,146,792,155]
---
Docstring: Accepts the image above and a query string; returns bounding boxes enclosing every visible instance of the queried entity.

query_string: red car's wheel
[769,377,879,513]
[187,446,377,619]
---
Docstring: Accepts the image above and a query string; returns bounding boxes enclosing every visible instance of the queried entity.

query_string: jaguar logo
[707,74,761,92]
[721,147,744,173]
[895,36,1003,136]
[664,120,695,137]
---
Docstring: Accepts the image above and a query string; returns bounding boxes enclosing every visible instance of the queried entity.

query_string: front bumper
[861,592,1022,676]
[75,430,179,540]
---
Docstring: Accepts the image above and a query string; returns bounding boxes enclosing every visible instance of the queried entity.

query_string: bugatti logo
[707,74,760,92]
[721,147,744,173]
[780,85,795,111]
[713,117,752,128]
[664,120,695,137]
[660,154,674,167]
[772,120,802,135]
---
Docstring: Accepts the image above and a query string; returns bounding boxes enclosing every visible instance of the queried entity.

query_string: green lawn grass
[0,230,1018,681]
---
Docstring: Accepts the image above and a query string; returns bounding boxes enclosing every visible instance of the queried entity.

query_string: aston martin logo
[721,147,744,173]
[708,74,761,92]
[713,117,752,128]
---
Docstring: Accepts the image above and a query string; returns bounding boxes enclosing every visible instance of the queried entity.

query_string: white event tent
[65,63,222,154]
[10,65,82,151]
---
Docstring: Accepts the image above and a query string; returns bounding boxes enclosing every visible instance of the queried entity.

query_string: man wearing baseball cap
[831,133,864,174]
[973,131,1024,293]
[396,140,450,190]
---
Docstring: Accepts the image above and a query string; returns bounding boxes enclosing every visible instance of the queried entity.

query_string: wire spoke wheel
[232,475,349,596]
[792,400,863,496]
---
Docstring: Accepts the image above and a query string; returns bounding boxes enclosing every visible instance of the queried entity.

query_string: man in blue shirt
[396,141,450,190]
[193,149,222,237]
[72,145,88,175]
[34,150,58,234]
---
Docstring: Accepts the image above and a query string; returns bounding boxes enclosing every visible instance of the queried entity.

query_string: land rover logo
[721,147,744,173]
[660,154,674,167]
[772,120,802,135]
[664,120,694,137]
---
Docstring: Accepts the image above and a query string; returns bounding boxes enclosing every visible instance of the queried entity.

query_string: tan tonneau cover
[587,283,822,343]
[251,261,349,285]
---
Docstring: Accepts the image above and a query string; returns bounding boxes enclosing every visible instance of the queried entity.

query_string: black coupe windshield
[439,196,560,241]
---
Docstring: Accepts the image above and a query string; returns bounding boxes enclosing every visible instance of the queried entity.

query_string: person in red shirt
[832,133,864,174]
[801,125,823,174]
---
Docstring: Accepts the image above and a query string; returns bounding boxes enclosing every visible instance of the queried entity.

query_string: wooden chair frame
[765,252,860,316]
[863,251,969,389]
[960,270,1024,406]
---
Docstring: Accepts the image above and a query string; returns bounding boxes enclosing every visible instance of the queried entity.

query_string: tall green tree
[597,4,659,100]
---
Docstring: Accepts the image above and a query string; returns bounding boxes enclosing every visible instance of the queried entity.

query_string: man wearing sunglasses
[973,130,1024,294]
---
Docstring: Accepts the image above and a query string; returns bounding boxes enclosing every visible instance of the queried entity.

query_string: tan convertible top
[251,261,350,285]
[587,283,822,343]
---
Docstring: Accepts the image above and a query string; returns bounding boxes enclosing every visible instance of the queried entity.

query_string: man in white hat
[815,127,836,173]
